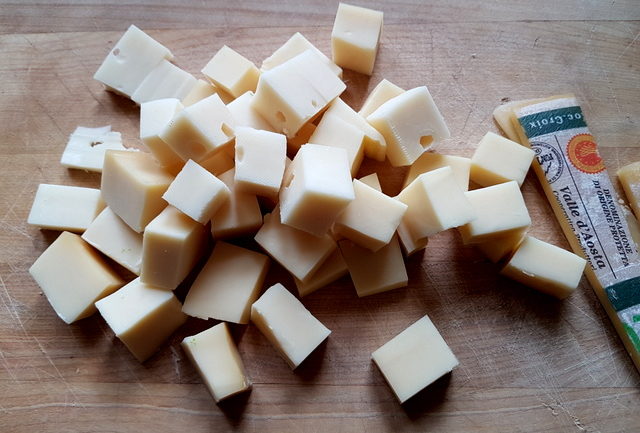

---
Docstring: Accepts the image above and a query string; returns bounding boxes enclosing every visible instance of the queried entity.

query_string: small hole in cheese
[419,136,433,148]
[112,48,120,56]
[276,111,286,123]
[220,123,233,138]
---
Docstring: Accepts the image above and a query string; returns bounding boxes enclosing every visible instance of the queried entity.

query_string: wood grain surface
[1,1,639,432]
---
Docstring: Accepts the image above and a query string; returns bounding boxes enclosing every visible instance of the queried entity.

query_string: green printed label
[606,277,640,312]
[519,106,587,139]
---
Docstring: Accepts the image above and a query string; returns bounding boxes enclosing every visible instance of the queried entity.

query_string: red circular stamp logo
[566,134,604,174]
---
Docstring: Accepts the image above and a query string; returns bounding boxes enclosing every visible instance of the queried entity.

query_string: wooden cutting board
[1,2,639,432]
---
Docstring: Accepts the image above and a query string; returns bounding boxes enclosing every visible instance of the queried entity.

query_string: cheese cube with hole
[372,315,459,403]
[339,236,407,297]
[334,179,407,251]
[101,150,174,232]
[162,160,230,224]
[140,206,207,290]
[280,144,354,236]
[199,151,235,177]
[331,3,383,76]
[227,91,275,132]
[458,181,531,244]
[182,79,217,107]
[367,86,450,167]
[287,122,316,154]
[183,241,269,324]
[396,220,429,256]
[255,208,336,281]
[201,45,260,98]
[182,323,251,403]
[404,153,471,191]
[82,207,143,275]
[60,126,128,172]
[618,161,640,218]
[212,169,263,239]
[359,78,404,118]
[131,60,196,104]
[29,232,123,324]
[251,283,331,369]
[95,277,187,362]
[261,32,342,77]
[234,127,287,198]
[294,249,348,297]
[470,132,535,187]
[501,236,587,299]
[140,98,184,170]
[358,172,381,191]
[160,94,235,162]
[475,228,526,263]
[397,167,475,240]
[28,184,105,233]
[309,113,365,176]
[93,25,173,98]
[252,50,346,137]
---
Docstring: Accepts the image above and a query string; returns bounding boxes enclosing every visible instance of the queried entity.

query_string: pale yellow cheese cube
[252,50,346,137]
[475,228,526,263]
[182,79,217,107]
[131,59,196,105]
[501,236,587,299]
[618,161,640,218]
[404,153,471,191]
[334,179,407,251]
[82,207,143,275]
[93,25,173,98]
[339,236,407,297]
[396,220,429,257]
[287,122,316,154]
[60,126,128,172]
[308,113,365,176]
[27,184,105,233]
[251,283,331,369]
[396,167,475,239]
[29,232,123,324]
[280,144,354,236]
[182,323,251,403]
[160,93,235,163]
[470,132,535,187]
[199,151,235,177]
[358,172,381,191]
[212,169,263,239]
[182,241,269,324]
[255,208,336,282]
[101,150,174,232]
[367,86,450,167]
[95,277,187,362]
[372,315,459,403]
[140,206,207,290]
[140,98,185,170]
[294,249,348,297]
[234,127,287,198]
[261,32,342,77]
[459,181,531,244]
[201,45,260,98]
[162,160,230,224]
[227,91,275,132]
[359,78,405,118]
[331,3,383,76]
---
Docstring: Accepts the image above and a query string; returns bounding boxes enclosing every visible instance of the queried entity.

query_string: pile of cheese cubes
[27,3,587,405]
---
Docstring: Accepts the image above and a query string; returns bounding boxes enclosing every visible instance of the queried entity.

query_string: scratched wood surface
[1,1,639,432]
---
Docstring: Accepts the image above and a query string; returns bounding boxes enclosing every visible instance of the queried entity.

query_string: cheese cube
[287,122,316,154]
[140,206,207,290]
[28,184,105,233]
[252,50,346,137]
[60,126,128,172]
[359,78,404,118]
[476,228,526,263]
[93,25,173,98]
[404,153,471,191]
[101,150,174,232]
[199,151,235,177]
[470,132,535,187]
[201,45,260,98]
[29,232,123,324]
[82,207,143,275]
[339,236,407,297]
[251,283,331,369]
[331,3,383,76]
[182,323,251,403]
[261,32,342,77]
[162,160,230,224]
[95,278,187,362]
[280,144,354,236]
[501,236,587,299]
[308,113,365,176]
[459,181,531,244]
[131,60,196,105]
[140,98,184,170]
[372,315,459,403]
[234,127,287,198]
[618,161,640,218]
[182,79,217,106]
[396,221,429,257]
[212,169,263,239]
[358,172,381,191]
[160,94,235,163]
[294,249,348,297]
[227,91,275,132]
[183,241,269,324]
[396,167,475,239]
[255,208,336,281]
[334,180,407,251]
[367,86,450,167]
